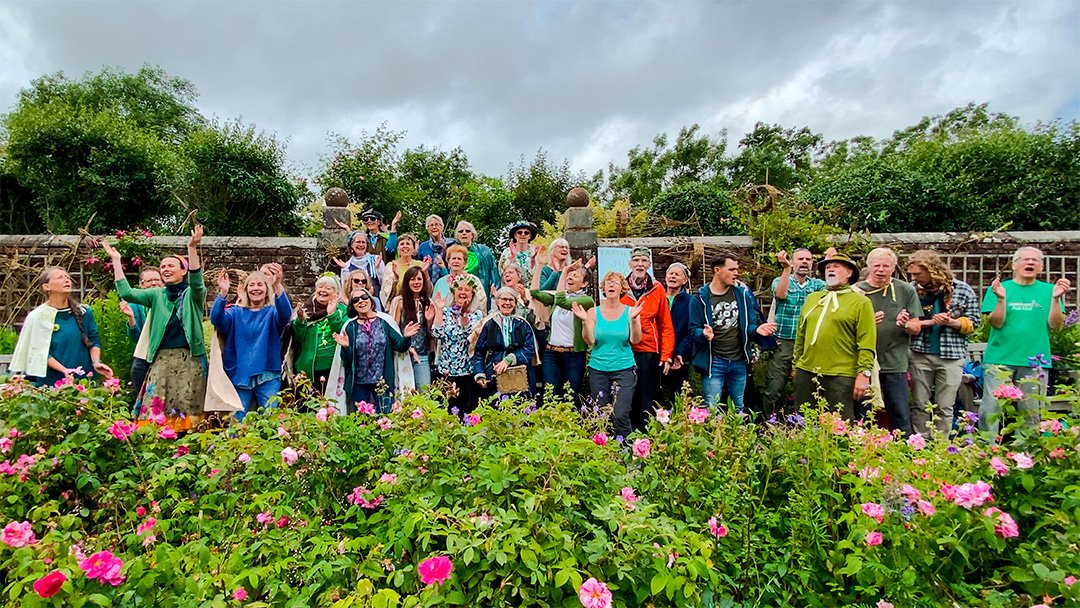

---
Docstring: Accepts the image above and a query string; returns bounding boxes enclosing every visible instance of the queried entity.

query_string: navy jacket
[669,290,694,362]
[471,316,536,391]
[688,284,765,374]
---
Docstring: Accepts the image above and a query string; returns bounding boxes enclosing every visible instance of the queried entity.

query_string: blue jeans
[702,357,748,411]
[235,377,282,422]
[351,384,394,415]
[542,349,586,405]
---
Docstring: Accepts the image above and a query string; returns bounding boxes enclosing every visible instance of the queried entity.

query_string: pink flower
[136,506,146,517]
[348,487,384,509]
[256,511,273,526]
[157,427,177,440]
[940,483,958,502]
[687,407,710,424]
[108,420,136,441]
[708,516,728,538]
[1063,575,1076,587]
[136,517,156,535]
[989,456,1009,476]
[1049,447,1067,459]
[859,466,881,481]
[1,521,37,547]
[356,401,376,415]
[620,487,638,509]
[1039,419,1063,434]
[276,516,290,528]
[592,433,608,446]
[379,473,398,484]
[465,414,481,426]
[173,446,189,458]
[411,409,423,419]
[865,531,883,546]
[953,481,994,508]
[315,408,330,422]
[655,408,670,425]
[876,602,894,608]
[578,577,612,608]
[899,484,921,501]
[33,570,66,598]
[861,502,885,523]
[417,555,453,586]
[281,448,299,466]
[0,438,11,453]
[992,384,1024,400]
[377,417,394,430]
[238,453,251,464]
[233,587,248,601]
[917,500,936,516]
[1008,452,1034,469]
[277,426,290,438]
[632,438,651,459]
[984,507,1019,538]
[907,433,926,450]
[79,550,125,586]
[103,377,121,394]
[208,468,220,478]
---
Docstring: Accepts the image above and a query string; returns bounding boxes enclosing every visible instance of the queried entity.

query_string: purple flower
[786,413,805,427]
[964,425,976,434]
[615,435,625,444]
[947,445,959,454]
[450,407,460,416]
[767,413,778,424]
[1064,309,1079,327]
[899,504,915,521]
[964,411,979,423]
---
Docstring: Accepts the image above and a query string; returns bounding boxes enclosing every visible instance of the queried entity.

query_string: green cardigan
[531,290,595,352]
[116,269,208,363]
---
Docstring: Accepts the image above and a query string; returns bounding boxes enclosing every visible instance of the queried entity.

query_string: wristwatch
[860,370,872,378]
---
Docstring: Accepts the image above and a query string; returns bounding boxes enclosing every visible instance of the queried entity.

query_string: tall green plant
[87,292,135,385]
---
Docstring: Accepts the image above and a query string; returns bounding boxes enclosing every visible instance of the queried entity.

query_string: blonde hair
[908,250,955,300]
[446,244,469,263]
[237,270,275,309]
[600,271,629,296]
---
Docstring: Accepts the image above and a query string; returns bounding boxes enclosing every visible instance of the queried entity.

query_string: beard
[825,275,848,290]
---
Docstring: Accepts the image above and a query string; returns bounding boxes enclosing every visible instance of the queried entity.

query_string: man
[793,251,877,420]
[453,221,500,302]
[619,246,674,430]
[360,208,400,263]
[689,255,777,411]
[416,214,454,285]
[763,248,825,415]
[853,248,921,435]
[906,250,981,435]
[979,246,1071,436]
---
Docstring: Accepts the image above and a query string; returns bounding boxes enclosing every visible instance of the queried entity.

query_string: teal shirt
[981,280,1060,368]
[589,306,635,372]
[42,307,100,386]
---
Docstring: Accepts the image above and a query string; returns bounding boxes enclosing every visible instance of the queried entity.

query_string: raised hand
[425,302,435,322]
[402,321,421,338]
[702,324,714,340]
[391,211,402,229]
[332,257,347,269]
[188,224,204,248]
[333,218,351,231]
[585,255,597,269]
[422,256,432,271]
[629,303,644,320]
[331,331,350,348]
[100,239,122,262]
[265,262,284,286]
[326,294,339,316]
[824,246,838,258]
[756,322,778,336]
[990,277,1006,299]
[1053,277,1072,299]
[777,250,791,269]
[531,245,547,268]
[217,270,231,296]
[566,257,583,272]
[571,302,589,320]
[432,291,447,310]
[119,300,134,319]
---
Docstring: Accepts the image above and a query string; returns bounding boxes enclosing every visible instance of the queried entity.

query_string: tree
[316,125,408,221]
[176,121,303,236]
[727,123,823,191]
[605,125,729,208]
[505,149,584,230]
[648,182,741,236]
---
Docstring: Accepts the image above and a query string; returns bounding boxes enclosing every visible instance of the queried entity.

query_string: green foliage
[0,326,16,355]
[1049,310,1080,369]
[0,381,1077,607]
[176,121,304,236]
[606,124,729,208]
[648,182,742,236]
[728,123,823,191]
[83,227,164,291]
[86,292,135,385]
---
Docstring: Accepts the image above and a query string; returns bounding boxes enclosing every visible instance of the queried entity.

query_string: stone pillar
[564,187,597,292]
[320,187,353,270]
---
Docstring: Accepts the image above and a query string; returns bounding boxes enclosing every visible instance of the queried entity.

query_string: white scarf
[10,304,60,378]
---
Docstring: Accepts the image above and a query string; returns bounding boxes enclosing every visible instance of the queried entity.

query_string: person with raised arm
[119,266,163,398]
[288,275,349,396]
[471,286,538,398]
[388,265,435,389]
[498,221,539,285]
[12,267,112,387]
[210,264,293,420]
[763,249,825,415]
[620,246,674,430]
[659,262,694,406]
[334,231,385,298]
[433,244,487,312]
[431,275,486,414]
[574,272,642,440]
[452,221,500,302]
[416,214,454,285]
[531,255,594,404]
[379,233,430,307]
[102,226,208,430]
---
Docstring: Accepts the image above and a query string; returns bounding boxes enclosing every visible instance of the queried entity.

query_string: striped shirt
[771,275,826,340]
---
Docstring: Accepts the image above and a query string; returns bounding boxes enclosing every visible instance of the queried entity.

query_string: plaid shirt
[771,275,826,340]
[909,279,980,360]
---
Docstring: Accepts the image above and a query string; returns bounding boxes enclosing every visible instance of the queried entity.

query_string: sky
[1,0,1078,181]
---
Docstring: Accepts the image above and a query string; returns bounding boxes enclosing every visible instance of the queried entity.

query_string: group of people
[8,207,1073,439]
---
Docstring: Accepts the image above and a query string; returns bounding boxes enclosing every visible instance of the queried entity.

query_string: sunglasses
[352,278,368,284]
[515,230,531,235]
[350,294,372,304]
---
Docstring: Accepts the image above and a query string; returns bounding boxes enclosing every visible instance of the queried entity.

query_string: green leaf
[1033,563,1051,579]
[650,572,668,595]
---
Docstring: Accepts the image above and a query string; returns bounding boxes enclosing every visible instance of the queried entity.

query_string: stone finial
[566,187,591,208]
[324,187,351,208]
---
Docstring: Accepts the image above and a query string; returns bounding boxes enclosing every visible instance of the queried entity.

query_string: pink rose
[1,520,37,547]
[708,516,728,539]
[687,407,710,424]
[865,531,883,546]
[876,601,894,608]
[620,487,638,509]
[578,577,612,608]
[238,453,251,464]
[1008,452,1034,469]
[108,420,136,441]
[33,570,66,598]
[953,481,994,508]
[1039,419,1063,434]
[0,437,11,453]
[79,550,125,586]
[592,433,608,446]
[379,473,398,484]
[984,507,1019,538]
[315,408,330,422]
[281,447,299,466]
[277,426,290,438]
[632,438,651,459]
[917,500,936,516]
[378,417,394,430]
[989,456,1009,476]
[158,427,177,440]
[411,409,423,419]
[655,408,670,425]
[417,555,453,586]
[899,484,921,501]
[1064,575,1076,587]
[861,502,885,523]
[906,433,926,450]
[256,511,273,525]
[991,384,1024,400]
[233,587,248,601]
[357,401,376,415]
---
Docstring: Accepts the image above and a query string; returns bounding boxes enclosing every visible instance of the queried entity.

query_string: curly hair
[907,250,954,300]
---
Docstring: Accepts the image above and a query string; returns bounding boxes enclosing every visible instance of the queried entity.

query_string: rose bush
[0,375,1076,607]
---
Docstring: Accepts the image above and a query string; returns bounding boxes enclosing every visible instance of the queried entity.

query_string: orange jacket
[621,281,674,360]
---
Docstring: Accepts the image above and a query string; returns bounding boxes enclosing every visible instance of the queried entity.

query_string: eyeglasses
[515,230,531,236]
[456,229,471,234]
[352,278,368,284]
[496,296,517,302]
[350,294,372,304]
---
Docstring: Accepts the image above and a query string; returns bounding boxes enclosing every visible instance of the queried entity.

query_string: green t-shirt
[981,280,1059,368]
[793,289,877,378]
[855,280,921,373]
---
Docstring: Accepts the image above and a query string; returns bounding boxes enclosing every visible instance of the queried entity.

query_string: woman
[389,266,435,389]
[289,275,349,396]
[498,221,538,285]
[103,227,207,430]
[380,233,428,306]
[530,258,593,403]
[453,221,500,300]
[498,265,533,318]
[334,231,384,298]
[433,244,487,312]
[344,269,385,312]
[210,265,293,420]
[573,271,642,440]
[330,288,418,414]
[660,262,694,407]
[12,267,112,386]
[431,275,485,414]
[472,286,537,398]
[539,238,571,290]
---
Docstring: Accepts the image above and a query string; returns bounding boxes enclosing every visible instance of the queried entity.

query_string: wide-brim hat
[508,221,538,242]
[818,252,860,280]
[360,208,383,222]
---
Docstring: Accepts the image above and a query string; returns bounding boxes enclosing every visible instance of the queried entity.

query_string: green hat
[818,252,860,280]
[508,221,538,242]
[630,246,651,259]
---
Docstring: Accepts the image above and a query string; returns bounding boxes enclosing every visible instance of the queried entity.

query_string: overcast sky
[1,0,1077,181]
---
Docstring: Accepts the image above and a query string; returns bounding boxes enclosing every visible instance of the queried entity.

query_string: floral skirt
[138,349,208,430]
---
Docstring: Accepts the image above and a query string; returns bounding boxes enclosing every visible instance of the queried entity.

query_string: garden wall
[2,230,1078,328]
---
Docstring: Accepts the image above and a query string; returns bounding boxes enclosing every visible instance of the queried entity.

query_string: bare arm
[773,250,792,300]
[987,278,1006,329]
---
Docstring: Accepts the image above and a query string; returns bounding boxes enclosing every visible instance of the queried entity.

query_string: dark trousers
[763,339,795,415]
[590,366,637,440]
[631,351,660,432]
[659,364,690,409]
[877,372,912,436]
[793,369,856,420]
[130,357,149,396]
[542,349,586,406]
[447,374,483,415]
